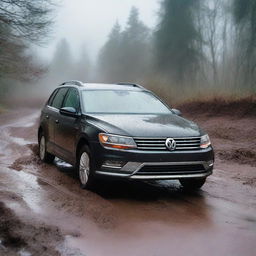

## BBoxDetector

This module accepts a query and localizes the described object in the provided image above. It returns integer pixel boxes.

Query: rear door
[54,88,81,163]
[47,87,69,155]
[41,89,58,154]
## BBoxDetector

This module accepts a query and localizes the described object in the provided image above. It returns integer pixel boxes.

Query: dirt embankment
[179,97,256,117]
[179,98,256,170]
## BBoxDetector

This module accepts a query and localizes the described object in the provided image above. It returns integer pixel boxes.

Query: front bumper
[91,142,214,180]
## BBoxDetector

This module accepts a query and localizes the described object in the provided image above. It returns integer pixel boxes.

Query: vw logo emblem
[165,138,176,151]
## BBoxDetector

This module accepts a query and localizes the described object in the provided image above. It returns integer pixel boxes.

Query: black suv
[38,81,214,189]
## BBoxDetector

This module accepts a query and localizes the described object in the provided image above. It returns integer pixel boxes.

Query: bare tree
[0,0,54,43]
[233,0,256,91]
[0,0,54,86]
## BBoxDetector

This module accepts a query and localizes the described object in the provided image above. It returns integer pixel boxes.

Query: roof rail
[117,82,145,89]
[60,80,84,87]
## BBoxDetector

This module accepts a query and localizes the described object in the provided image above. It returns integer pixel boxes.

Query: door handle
[46,115,49,119]
[55,119,59,124]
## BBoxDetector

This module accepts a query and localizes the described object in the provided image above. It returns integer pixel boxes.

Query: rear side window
[63,88,80,111]
[51,88,69,109]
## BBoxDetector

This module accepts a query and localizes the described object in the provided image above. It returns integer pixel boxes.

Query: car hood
[85,113,202,137]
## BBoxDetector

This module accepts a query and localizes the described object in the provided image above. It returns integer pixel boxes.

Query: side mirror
[60,107,79,118]
[172,108,182,116]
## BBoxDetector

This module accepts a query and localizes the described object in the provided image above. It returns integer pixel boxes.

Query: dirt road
[0,108,256,256]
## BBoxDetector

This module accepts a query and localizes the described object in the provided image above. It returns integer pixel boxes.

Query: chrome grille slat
[134,137,201,140]
[136,143,167,146]
[175,143,200,146]
[135,140,166,143]
[134,137,201,151]
[175,140,200,142]
[176,147,199,150]
[137,147,167,150]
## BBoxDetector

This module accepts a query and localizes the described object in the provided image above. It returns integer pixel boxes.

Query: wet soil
[0,107,256,256]
[0,201,63,256]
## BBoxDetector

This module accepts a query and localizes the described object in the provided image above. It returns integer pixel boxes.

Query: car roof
[58,81,147,91]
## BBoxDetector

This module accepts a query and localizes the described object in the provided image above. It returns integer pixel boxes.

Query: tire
[39,133,55,163]
[77,145,95,189]
[179,177,206,190]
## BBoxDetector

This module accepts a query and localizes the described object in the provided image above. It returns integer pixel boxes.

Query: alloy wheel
[79,152,90,186]
[39,136,46,160]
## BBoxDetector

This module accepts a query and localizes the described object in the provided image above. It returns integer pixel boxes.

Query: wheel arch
[76,137,90,161]
[38,126,43,143]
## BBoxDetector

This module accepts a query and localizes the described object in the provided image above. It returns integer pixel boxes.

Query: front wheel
[77,145,95,189]
[39,133,55,163]
[179,177,206,190]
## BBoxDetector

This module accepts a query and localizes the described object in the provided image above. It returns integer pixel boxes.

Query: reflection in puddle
[10,136,31,146]
[55,158,73,169]
[19,249,32,256]
[0,239,6,250]
[16,171,42,213]
[9,113,38,128]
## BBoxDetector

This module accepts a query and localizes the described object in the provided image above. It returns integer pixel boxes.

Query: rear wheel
[77,145,95,189]
[179,178,206,190]
[39,133,55,163]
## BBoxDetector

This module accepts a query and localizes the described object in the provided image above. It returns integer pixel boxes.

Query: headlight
[98,133,137,150]
[200,134,211,149]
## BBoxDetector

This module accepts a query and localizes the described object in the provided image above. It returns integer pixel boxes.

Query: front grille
[136,164,205,175]
[134,137,201,151]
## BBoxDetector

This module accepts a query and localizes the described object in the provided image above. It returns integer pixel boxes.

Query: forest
[0,1,256,255]
[0,0,256,104]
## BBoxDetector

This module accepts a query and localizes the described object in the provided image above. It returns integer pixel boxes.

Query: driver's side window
[63,88,80,111]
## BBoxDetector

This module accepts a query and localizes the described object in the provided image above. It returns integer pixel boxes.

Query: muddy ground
[0,104,256,256]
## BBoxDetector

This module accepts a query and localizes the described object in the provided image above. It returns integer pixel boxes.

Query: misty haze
[0,0,256,256]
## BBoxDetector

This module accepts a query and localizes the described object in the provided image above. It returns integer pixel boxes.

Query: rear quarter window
[47,89,58,106]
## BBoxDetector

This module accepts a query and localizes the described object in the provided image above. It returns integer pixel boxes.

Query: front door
[54,88,81,163]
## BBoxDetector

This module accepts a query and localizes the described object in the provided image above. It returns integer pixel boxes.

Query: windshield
[82,90,171,114]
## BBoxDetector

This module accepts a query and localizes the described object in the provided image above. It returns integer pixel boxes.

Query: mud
[179,97,256,117]
[0,201,63,256]
[0,107,256,256]
[218,148,256,166]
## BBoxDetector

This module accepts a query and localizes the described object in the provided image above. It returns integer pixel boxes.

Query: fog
[0,0,255,107]
[37,0,158,61]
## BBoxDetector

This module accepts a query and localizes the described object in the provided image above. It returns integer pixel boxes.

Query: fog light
[207,160,214,167]
[102,160,126,169]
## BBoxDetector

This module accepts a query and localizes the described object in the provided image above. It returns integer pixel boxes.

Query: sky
[36,0,159,62]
